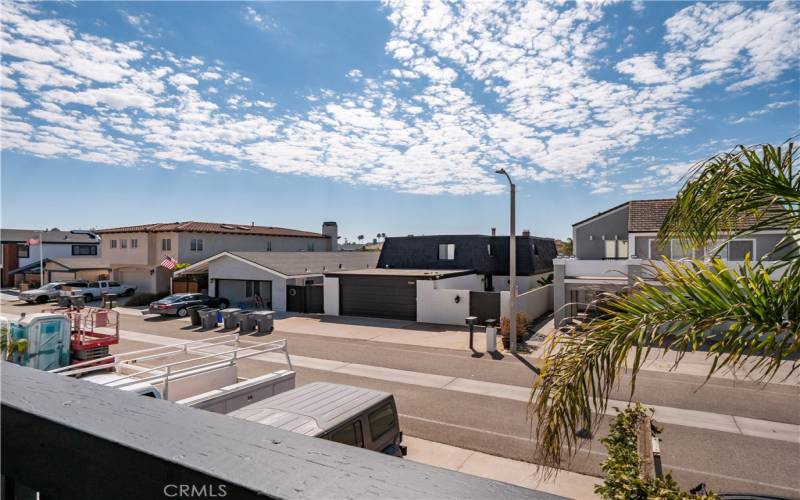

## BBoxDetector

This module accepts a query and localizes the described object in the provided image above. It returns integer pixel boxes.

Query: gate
[469,291,501,325]
[286,285,324,314]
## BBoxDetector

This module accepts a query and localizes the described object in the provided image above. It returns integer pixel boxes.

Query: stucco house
[174,251,379,313]
[1,229,100,286]
[324,234,557,325]
[95,221,339,294]
[553,199,797,326]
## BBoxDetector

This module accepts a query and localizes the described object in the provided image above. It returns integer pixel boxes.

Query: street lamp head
[494,168,506,174]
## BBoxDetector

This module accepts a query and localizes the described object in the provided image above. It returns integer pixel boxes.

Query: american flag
[27,236,40,245]
[160,255,178,270]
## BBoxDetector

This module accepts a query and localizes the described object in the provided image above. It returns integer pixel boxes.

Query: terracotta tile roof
[96,221,327,238]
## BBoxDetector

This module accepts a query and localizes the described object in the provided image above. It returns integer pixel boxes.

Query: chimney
[522,229,530,237]
[322,222,338,251]
[491,227,496,236]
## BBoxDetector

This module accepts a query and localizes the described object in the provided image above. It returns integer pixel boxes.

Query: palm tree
[531,142,800,470]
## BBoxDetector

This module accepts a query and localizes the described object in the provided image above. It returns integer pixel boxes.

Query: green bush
[125,291,169,307]
[596,403,718,500]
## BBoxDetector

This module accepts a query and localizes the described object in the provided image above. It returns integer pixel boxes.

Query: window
[108,281,120,287]
[190,238,203,251]
[604,240,616,259]
[728,240,754,261]
[438,243,455,260]
[110,239,117,249]
[266,240,272,252]
[161,238,171,251]
[368,404,396,441]
[120,239,128,249]
[131,239,138,249]
[671,240,691,260]
[17,244,29,258]
[330,421,364,448]
[72,245,97,256]
[618,240,629,258]
[648,239,671,259]
[245,280,253,297]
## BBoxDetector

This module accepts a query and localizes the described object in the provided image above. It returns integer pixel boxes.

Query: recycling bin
[199,308,220,329]
[252,310,275,335]
[70,295,85,308]
[485,319,497,353]
[57,294,71,307]
[188,305,208,327]
[220,308,242,329]
[236,310,255,333]
[102,293,118,309]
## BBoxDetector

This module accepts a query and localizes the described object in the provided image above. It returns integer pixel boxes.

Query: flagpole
[39,229,44,285]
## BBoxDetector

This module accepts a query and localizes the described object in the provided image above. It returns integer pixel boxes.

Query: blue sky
[1,1,798,242]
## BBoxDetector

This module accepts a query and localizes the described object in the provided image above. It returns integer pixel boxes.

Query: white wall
[323,277,339,316]
[515,284,553,320]
[207,256,289,311]
[432,273,484,290]
[19,243,76,267]
[491,272,551,293]
[416,280,470,325]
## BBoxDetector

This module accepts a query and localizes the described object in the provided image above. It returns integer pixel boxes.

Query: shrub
[125,291,169,307]
[500,312,529,338]
[596,403,718,500]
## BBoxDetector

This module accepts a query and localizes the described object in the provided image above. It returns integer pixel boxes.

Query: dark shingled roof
[1,229,99,244]
[96,221,327,239]
[628,199,675,232]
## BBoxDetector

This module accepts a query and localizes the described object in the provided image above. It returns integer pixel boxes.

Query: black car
[147,293,230,317]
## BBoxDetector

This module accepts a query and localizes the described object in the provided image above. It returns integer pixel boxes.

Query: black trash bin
[188,305,209,327]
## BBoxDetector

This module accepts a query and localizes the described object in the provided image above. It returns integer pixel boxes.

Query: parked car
[19,280,88,304]
[228,382,407,457]
[67,280,137,302]
[147,293,230,317]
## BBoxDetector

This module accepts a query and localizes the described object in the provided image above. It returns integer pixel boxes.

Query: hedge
[596,403,718,500]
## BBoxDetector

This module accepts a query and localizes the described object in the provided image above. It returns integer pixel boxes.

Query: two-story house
[553,199,797,326]
[1,229,101,286]
[96,221,338,294]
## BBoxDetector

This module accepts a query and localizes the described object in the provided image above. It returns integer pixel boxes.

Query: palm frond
[658,142,800,258]
[531,258,800,470]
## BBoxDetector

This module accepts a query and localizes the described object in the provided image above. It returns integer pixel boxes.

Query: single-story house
[173,251,379,313]
[9,257,110,285]
[324,234,557,325]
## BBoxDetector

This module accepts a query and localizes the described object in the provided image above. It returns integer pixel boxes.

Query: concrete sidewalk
[405,436,601,499]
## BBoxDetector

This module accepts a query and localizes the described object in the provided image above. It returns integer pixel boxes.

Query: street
[3,298,799,498]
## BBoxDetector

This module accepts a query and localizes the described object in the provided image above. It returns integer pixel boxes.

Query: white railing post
[163,366,171,400]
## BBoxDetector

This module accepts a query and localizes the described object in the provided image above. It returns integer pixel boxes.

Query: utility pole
[495,169,517,353]
[39,229,44,286]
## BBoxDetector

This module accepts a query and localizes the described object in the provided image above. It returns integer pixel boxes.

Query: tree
[561,237,573,256]
[531,142,800,470]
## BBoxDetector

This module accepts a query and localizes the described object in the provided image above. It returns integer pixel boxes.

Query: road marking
[2,310,797,446]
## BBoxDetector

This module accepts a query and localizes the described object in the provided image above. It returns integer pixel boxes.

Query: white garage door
[119,269,152,294]
[49,271,76,283]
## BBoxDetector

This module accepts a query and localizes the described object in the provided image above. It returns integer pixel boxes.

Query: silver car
[147,293,230,317]
[19,281,88,304]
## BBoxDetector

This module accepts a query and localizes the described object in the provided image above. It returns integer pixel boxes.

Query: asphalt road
[4,299,799,497]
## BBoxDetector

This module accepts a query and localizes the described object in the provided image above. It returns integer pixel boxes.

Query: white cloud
[1,1,797,197]
[244,7,277,31]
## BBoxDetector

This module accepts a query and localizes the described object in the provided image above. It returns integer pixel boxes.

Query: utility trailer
[51,334,296,413]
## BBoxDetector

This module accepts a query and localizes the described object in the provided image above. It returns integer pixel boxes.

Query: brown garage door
[339,276,416,321]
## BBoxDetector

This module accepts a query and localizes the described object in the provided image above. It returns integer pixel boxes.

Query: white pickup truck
[66,280,137,302]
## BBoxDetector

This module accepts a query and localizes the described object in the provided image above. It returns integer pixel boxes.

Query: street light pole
[495,169,517,353]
